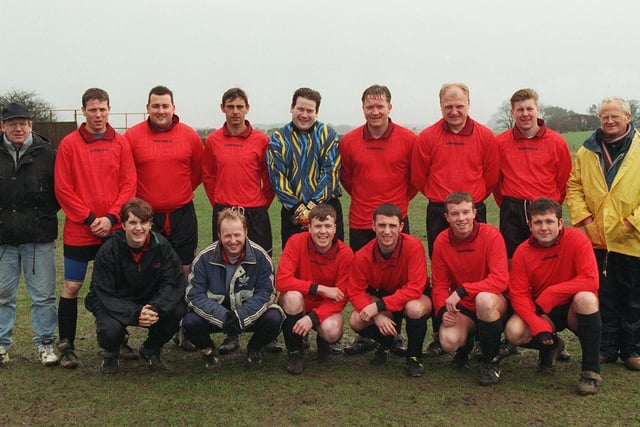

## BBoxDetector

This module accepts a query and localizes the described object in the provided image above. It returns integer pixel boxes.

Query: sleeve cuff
[106,214,117,226]
[455,286,468,298]
[309,284,319,295]
[375,299,386,313]
[85,213,97,226]
[308,312,320,329]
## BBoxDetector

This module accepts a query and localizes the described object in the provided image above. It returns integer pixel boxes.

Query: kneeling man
[431,192,509,385]
[183,208,283,370]
[277,205,353,374]
[349,203,432,377]
[85,198,184,374]
[505,198,602,395]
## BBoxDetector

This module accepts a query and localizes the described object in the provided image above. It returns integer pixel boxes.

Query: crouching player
[277,205,353,374]
[431,192,509,385]
[349,203,432,377]
[183,208,283,370]
[85,199,184,373]
[505,198,602,395]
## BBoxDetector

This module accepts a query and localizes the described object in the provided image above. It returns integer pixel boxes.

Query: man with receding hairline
[411,82,499,357]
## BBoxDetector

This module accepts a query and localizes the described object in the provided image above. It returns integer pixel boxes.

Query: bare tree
[0,89,56,122]
[489,100,514,131]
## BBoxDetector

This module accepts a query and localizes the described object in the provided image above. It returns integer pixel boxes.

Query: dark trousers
[182,308,283,352]
[213,204,273,256]
[280,198,344,249]
[93,303,180,354]
[499,197,532,258]
[596,250,640,360]
[426,200,486,258]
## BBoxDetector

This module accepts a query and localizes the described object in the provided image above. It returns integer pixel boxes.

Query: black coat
[0,132,58,245]
[85,229,184,325]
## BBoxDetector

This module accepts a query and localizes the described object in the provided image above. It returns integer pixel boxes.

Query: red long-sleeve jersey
[276,232,353,323]
[494,119,571,206]
[125,117,203,212]
[349,233,428,313]
[431,222,508,318]
[509,227,599,336]
[54,123,137,247]
[340,121,418,229]
[202,121,274,208]
[411,118,499,203]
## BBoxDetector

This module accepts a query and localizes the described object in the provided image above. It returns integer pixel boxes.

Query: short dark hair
[373,203,402,223]
[148,85,174,104]
[526,198,562,221]
[309,204,337,223]
[291,88,321,112]
[510,88,539,108]
[221,88,249,106]
[362,85,391,104]
[82,88,110,108]
[444,191,475,212]
[120,198,153,223]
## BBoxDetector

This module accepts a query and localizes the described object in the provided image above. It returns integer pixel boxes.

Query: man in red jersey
[505,198,602,395]
[125,85,203,278]
[431,192,509,385]
[277,205,353,374]
[202,88,277,355]
[495,88,572,259]
[340,84,416,356]
[349,203,432,377]
[54,88,137,368]
[411,82,499,357]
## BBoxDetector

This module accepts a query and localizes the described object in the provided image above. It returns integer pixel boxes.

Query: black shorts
[349,217,409,253]
[63,243,102,262]
[499,197,532,258]
[547,303,571,333]
[153,201,198,266]
[213,204,273,256]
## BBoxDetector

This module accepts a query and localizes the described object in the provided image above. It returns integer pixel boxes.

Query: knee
[404,296,431,319]
[475,292,501,320]
[96,318,125,350]
[349,310,366,331]
[181,311,206,332]
[261,308,284,329]
[504,316,530,345]
[573,291,599,314]
[439,329,460,353]
[63,281,83,298]
[279,291,304,314]
[319,315,343,343]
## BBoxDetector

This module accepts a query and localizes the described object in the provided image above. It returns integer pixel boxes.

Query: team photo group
[2,81,639,398]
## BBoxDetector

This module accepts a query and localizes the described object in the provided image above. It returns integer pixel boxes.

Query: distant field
[564,131,591,152]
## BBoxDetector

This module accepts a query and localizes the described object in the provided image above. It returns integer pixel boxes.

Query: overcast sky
[2,0,638,129]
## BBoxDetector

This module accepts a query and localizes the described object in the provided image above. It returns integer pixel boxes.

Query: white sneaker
[0,346,9,366]
[37,341,59,366]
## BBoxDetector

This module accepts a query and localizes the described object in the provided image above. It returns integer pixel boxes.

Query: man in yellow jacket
[567,97,640,371]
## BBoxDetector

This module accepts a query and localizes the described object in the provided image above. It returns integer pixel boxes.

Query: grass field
[4,134,639,426]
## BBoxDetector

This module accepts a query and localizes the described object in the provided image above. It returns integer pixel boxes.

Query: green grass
[564,131,591,152]
[3,182,638,426]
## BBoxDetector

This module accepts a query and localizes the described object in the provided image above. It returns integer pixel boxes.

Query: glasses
[3,120,31,128]
[600,115,626,122]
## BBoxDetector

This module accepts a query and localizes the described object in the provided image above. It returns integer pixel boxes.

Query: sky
[2,0,639,130]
